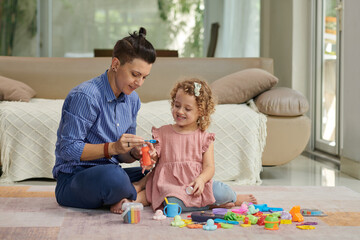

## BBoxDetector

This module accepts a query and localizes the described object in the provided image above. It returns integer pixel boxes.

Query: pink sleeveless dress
[145,125,216,211]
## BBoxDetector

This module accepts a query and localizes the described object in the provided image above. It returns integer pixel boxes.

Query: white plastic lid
[121,202,144,211]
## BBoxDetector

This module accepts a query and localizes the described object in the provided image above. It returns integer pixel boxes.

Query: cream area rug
[0,185,359,240]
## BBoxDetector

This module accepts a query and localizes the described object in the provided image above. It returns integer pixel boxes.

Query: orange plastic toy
[141,144,151,166]
[289,206,304,222]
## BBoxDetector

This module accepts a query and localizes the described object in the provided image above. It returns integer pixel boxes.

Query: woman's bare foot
[235,194,257,206]
[110,198,130,214]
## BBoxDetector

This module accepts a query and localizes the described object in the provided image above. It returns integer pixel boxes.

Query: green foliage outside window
[157,0,204,57]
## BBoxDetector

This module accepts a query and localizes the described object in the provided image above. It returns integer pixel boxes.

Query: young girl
[145,78,257,212]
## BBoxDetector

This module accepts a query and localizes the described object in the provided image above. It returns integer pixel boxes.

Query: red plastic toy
[141,144,152,166]
[257,215,267,226]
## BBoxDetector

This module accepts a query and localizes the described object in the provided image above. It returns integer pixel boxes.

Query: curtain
[204,0,260,57]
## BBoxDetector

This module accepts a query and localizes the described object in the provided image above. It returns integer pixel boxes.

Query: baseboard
[302,150,340,169]
[340,156,360,180]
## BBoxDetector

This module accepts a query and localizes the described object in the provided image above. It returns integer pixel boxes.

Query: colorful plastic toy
[121,202,144,224]
[264,215,280,230]
[247,204,259,215]
[212,208,229,215]
[153,209,167,220]
[241,223,251,227]
[187,224,203,229]
[214,218,239,225]
[171,215,185,227]
[164,203,182,217]
[141,144,152,166]
[144,139,157,143]
[246,214,258,225]
[289,206,304,222]
[231,203,248,214]
[297,225,316,230]
[203,219,217,231]
[253,204,283,212]
[253,211,263,217]
[281,219,292,224]
[185,186,194,195]
[243,217,250,224]
[191,211,224,222]
[179,219,193,228]
[220,223,233,229]
[280,211,292,220]
[270,211,282,218]
[257,215,267,226]
[296,222,318,226]
[223,212,243,221]
[301,208,327,217]
[214,223,222,228]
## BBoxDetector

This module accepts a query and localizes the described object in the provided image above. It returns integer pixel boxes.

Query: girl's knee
[212,181,237,205]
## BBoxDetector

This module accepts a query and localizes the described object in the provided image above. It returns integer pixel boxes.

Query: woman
[52,27,156,214]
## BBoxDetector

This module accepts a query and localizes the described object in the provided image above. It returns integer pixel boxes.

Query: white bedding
[0,99,266,184]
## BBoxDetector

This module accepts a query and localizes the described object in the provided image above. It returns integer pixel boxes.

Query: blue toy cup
[163,203,182,218]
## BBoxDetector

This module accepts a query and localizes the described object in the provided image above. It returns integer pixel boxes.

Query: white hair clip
[194,82,201,97]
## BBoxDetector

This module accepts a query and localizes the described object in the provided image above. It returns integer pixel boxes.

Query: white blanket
[0,99,266,184]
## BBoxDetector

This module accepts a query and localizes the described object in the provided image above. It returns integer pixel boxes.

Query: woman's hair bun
[139,27,147,37]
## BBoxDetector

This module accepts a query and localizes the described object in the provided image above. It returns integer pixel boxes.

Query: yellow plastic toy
[297,225,315,230]
[280,219,292,224]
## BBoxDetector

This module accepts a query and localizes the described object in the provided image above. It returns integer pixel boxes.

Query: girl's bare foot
[209,202,235,209]
[235,194,257,206]
[133,182,142,193]
[135,190,149,206]
[133,174,150,193]
[110,198,130,214]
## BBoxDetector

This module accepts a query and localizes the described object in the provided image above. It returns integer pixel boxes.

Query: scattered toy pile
[158,202,325,231]
[122,201,325,231]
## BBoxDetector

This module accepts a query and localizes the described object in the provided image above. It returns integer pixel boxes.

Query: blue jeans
[55,165,145,209]
[166,180,237,212]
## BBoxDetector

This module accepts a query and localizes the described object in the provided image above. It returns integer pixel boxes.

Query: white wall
[340,0,360,178]
[261,0,294,89]
[261,0,312,100]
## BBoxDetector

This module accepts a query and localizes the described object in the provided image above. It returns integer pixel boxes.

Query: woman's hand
[190,176,205,197]
[112,133,144,155]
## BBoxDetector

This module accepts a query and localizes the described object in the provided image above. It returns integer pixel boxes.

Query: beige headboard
[0,56,273,102]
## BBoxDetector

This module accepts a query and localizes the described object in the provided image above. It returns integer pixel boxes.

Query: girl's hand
[190,176,205,197]
[140,142,157,174]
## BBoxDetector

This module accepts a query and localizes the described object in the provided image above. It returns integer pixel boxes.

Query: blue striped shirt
[52,70,141,178]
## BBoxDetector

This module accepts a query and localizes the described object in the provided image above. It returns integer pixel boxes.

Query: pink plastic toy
[231,203,248,214]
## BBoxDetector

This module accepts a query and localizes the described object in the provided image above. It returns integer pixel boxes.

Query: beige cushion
[255,87,309,116]
[210,68,278,104]
[0,75,36,102]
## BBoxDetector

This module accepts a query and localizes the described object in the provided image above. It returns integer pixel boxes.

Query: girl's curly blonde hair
[170,78,216,131]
